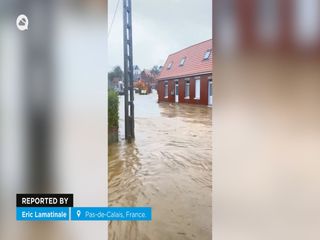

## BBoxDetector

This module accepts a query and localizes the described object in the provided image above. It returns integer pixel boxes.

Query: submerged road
[108,91,212,240]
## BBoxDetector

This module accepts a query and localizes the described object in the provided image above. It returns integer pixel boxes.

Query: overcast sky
[107,0,212,72]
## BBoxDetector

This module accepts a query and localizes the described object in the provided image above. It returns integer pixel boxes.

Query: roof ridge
[168,39,212,56]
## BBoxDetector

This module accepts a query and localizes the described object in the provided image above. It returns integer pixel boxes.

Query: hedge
[108,90,119,143]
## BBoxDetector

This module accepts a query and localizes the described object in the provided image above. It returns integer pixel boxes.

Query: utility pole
[23,0,54,192]
[123,0,135,140]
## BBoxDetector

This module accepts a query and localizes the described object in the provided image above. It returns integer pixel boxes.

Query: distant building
[141,69,158,92]
[157,39,213,106]
[109,76,120,89]
[109,76,124,94]
[133,65,141,81]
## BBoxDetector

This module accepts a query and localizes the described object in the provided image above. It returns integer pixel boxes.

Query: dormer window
[167,62,173,70]
[203,49,212,60]
[179,57,186,66]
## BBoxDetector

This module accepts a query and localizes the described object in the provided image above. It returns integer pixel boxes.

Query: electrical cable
[108,0,121,39]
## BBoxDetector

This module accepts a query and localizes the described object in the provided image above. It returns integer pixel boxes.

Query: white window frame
[203,50,211,60]
[179,57,186,66]
[184,79,190,99]
[194,78,201,100]
[164,81,168,98]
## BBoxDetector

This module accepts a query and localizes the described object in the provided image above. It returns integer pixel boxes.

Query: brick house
[216,0,320,54]
[157,39,213,106]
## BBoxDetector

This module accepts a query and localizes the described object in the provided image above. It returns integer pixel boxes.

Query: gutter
[156,71,212,81]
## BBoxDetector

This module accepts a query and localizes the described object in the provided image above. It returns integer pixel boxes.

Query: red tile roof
[157,39,212,80]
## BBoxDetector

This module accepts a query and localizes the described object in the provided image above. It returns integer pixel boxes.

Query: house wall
[157,74,212,105]
[218,0,320,54]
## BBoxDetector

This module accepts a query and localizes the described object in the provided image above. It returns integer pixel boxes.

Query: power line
[108,0,121,39]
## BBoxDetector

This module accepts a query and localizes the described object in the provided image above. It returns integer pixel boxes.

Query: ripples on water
[108,92,212,240]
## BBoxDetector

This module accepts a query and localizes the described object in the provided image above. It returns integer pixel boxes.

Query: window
[256,0,279,44]
[164,81,168,98]
[167,62,173,70]
[294,0,319,47]
[195,78,200,99]
[209,81,212,97]
[217,0,238,53]
[203,49,211,60]
[179,57,186,66]
[184,79,190,99]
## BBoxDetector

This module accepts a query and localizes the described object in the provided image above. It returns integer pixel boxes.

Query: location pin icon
[76,210,81,218]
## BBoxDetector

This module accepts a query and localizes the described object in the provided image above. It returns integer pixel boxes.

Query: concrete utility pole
[23,0,54,192]
[123,0,135,140]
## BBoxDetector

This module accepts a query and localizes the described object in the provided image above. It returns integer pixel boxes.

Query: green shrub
[108,90,119,144]
[108,89,119,130]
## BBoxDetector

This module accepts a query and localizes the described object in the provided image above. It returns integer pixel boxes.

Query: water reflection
[108,92,212,240]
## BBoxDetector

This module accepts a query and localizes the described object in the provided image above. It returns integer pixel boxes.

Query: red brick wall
[229,0,320,54]
[157,74,212,105]
[157,80,163,102]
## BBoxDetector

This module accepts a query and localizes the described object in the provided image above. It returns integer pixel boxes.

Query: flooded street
[108,91,212,240]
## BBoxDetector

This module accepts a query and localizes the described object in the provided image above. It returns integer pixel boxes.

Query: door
[175,82,179,103]
[208,80,213,105]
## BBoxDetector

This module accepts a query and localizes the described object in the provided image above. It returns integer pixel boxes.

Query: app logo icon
[16,14,29,31]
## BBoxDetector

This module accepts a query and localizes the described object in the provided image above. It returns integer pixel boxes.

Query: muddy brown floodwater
[108,91,212,240]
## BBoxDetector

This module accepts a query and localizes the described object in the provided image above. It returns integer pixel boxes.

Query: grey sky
[107,0,212,72]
